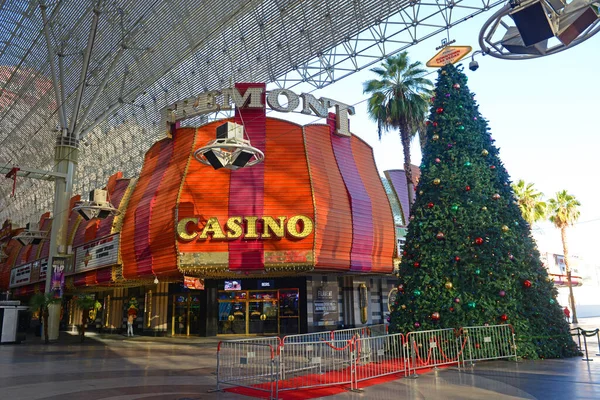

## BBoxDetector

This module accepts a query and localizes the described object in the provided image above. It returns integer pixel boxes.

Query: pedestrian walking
[563,306,571,323]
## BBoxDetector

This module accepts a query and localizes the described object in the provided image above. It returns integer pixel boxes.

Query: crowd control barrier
[216,341,278,399]
[278,339,356,393]
[406,328,464,376]
[215,323,521,397]
[461,324,517,366]
[353,333,406,389]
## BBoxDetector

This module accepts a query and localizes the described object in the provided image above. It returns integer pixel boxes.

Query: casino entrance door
[171,293,202,336]
[218,289,300,335]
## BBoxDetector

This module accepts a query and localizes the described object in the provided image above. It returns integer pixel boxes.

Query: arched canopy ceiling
[0,0,503,225]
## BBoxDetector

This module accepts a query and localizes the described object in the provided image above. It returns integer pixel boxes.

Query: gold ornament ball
[419,190,424,195]
[501,225,509,232]
[481,149,489,156]
[441,70,448,75]
[445,282,453,289]
[432,134,440,141]
[401,304,406,310]
[492,193,501,200]
[482,206,488,211]
[433,178,441,185]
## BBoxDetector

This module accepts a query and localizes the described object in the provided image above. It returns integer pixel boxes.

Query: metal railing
[216,341,278,399]
[461,324,517,366]
[278,339,356,393]
[570,327,600,361]
[353,332,406,389]
[215,323,522,396]
[406,328,464,376]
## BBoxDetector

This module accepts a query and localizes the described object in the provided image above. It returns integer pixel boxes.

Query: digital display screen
[224,280,242,291]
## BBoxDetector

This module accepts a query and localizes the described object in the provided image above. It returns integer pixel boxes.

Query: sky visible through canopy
[283,14,600,266]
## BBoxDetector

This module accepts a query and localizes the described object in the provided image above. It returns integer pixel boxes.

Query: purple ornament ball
[499,290,506,297]
[414,322,421,328]
[447,143,453,149]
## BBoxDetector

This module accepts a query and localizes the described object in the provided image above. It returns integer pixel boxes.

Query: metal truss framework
[0,0,504,226]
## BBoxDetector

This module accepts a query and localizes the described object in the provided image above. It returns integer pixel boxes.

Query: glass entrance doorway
[172,294,202,336]
[218,289,299,335]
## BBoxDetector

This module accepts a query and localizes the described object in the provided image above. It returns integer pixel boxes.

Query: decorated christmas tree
[389,63,578,359]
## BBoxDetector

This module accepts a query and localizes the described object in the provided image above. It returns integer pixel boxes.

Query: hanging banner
[51,257,67,298]
[183,276,205,290]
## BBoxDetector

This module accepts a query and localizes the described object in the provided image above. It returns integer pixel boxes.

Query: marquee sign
[177,215,314,242]
[161,86,355,138]
[9,263,31,288]
[74,234,120,273]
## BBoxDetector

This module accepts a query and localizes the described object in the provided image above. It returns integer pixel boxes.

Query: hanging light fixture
[73,189,121,221]
[194,122,264,170]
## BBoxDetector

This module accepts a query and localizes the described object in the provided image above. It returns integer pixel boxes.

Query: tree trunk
[399,125,414,207]
[42,309,49,345]
[561,227,578,323]
[80,309,89,343]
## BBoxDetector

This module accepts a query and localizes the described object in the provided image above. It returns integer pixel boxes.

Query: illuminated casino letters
[162,86,355,137]
[176,215,313,241]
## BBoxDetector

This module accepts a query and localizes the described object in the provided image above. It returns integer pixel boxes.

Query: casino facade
[0,84,415,337]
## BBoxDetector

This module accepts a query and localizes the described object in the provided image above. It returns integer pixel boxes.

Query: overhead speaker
[204,149,225,170]
[510,1,556,46]
[557,0,600,45]
[501,26,548,54]
[231,150,254,168]
[216,122,244,140]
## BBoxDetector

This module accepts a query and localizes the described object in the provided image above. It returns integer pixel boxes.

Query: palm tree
[548,190,581,323]
[512,180,547,225]
[29,292,62,344]
[363,52,433,204]
[73,295,102,342]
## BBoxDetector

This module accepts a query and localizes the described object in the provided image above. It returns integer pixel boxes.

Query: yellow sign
[177,215,314,241]
[426,46,472,68]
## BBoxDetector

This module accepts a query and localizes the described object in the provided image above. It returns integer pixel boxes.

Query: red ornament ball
[413,261,421,268]
[431,312,441,321]
[435,158,441,163]
[433,121,439,127]
[449,307,455,312]
[436,107,444,114]
[436,232,445,240]
[453,83,461,89]
[523,280,532,288]
[454,297,461,303]
[499,290,506,297]
[403,250,408,256]
[490,165,496,170]
[425,121,431,126]
[475,237,484,245]
[454,256,461,262]
[500,314,508,321]
[465,186,471,191]
[427,202,434,209]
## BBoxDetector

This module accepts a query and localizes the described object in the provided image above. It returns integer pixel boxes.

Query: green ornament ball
[458,125,465,131]
[414,289,422,296]
[467,301,476,309]
[464,161,471,167]
[475,269,481,275]
[550,299,555,304]
[451,204,459,212]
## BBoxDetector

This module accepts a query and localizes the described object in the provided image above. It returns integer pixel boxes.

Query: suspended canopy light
[193,122,264,171]
[13,223,48,246]
[73,189,121,221]
[479,0,600,60]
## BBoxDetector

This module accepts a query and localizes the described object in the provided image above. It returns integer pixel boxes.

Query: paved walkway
[0,318,598,400]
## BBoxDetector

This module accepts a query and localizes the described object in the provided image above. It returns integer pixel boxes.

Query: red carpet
[223,362,454,399]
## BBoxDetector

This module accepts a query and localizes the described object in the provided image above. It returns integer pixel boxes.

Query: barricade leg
[596,330,600,356]
[408,338,418,378]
